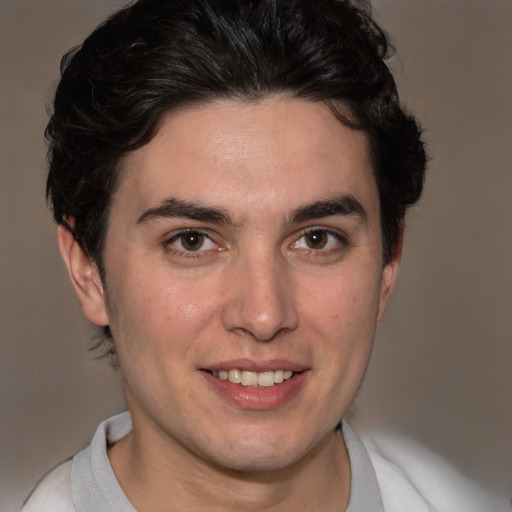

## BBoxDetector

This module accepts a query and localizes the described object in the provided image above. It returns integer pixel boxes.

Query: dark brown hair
[46,0,427,349]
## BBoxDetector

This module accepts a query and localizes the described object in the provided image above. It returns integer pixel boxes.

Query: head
[48,0,426,472]
[47,0,425,272]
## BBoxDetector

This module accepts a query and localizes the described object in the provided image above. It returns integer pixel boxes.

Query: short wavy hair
[46,0,427,352]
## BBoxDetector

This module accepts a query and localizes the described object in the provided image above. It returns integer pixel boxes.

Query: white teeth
[213,369,296,387]
[257,371,275,387]
[274,370,284,384]
[241,371,258,386]
[228,369,242,383]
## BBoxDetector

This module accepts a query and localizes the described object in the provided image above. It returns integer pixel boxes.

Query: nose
[221,252,299,341]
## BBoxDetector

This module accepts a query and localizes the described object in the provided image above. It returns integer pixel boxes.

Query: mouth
[206,369,297,388]
[201,363,309,409]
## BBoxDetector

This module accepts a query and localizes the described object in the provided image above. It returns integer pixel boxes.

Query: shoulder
[21,459,74,512]
[362,429,511,512]
[21,412,133,512]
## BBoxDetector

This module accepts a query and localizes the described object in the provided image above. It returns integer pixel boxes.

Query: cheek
[304,271,381,338]
[106,267,222,360]
[301,267,382,390]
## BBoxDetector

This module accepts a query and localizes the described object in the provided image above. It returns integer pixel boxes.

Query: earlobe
[376,229,403,324]
[57,223,110,327]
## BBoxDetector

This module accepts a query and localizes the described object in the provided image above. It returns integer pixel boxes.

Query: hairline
[84,95,386,278]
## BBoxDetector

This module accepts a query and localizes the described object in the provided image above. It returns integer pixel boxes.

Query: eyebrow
[289,194,367,224]
[136,194,367,227]
[136,198,234,226]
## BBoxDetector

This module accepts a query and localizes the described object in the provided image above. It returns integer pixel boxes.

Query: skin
[59,98,400,511]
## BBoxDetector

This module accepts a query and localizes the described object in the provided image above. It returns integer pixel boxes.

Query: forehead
[116,98,377,221]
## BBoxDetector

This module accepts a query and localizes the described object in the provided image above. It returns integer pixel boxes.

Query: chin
[208,448,300,474]
[196,427,316,474]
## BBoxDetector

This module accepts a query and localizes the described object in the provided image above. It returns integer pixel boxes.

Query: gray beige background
[1,0,511,510]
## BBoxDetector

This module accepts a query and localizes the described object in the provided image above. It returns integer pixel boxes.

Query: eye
[303,230,331,249]
[167,230,217,253]
[291,228,344,251]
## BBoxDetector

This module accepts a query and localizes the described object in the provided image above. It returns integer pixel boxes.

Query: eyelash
[165,229,221,259]
[291,227,349,255]
[163,226,349,260]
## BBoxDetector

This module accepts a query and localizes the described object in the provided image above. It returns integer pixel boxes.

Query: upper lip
[202,358,308,373]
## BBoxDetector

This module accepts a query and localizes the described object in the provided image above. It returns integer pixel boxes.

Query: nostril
[230,325,294,342]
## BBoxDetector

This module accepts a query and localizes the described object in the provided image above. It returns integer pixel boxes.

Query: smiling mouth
[207,369,297,388]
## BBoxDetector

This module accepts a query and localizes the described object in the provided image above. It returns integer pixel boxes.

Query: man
[22,1,507,511]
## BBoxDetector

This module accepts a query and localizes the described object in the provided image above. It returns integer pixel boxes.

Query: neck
[108,417,351,512]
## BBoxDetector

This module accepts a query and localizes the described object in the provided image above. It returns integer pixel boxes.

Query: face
[67,98,399,472]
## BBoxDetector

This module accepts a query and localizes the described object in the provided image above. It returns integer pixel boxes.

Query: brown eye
[168,230,216,253]
[180,232,205,251]
[290,228,343,253]
[304,230,329,249]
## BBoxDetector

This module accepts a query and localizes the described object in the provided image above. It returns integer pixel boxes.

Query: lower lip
[202,371,309,410]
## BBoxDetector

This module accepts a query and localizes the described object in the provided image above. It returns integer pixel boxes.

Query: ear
[57,223,110,327]
[376,227,403,324]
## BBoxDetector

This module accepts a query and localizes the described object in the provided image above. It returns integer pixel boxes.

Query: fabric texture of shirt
[22,412,509,512]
